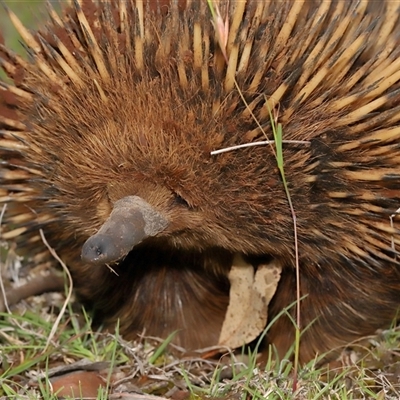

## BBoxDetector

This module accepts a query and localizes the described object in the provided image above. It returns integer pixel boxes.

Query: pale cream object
[218,254,282,348]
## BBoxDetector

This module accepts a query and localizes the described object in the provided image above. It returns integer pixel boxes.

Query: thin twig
[211,140,310,155]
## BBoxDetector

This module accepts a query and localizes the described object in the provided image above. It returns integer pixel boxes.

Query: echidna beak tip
[81,233,119,265]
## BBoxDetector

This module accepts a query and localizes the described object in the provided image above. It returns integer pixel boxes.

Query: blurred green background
[1,1,48,50]
[0,1,60,79]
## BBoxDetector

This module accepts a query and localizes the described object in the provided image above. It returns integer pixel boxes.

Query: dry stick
[39,229,74,352]
[109,393,168,400]
[0,205,60,340]
[0,273,65,313]
[0,206,67,346]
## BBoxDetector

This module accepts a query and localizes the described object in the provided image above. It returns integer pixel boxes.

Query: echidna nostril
[81,234,113,265]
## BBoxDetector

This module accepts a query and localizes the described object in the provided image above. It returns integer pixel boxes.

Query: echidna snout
[82,196,169,265]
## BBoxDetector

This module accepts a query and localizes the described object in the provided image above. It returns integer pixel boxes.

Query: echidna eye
[173,193,191,208]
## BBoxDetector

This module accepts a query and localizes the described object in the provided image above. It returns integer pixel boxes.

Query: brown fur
[1,1,400,363]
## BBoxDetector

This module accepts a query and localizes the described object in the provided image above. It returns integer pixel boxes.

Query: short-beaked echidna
[1,1,400,363]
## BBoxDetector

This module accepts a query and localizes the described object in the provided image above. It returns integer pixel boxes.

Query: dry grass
[0,286,400,399]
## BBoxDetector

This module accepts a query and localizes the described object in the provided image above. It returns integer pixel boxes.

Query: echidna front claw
[81,196,169,265]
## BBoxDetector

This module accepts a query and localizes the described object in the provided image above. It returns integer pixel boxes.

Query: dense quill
[1,0,400,363]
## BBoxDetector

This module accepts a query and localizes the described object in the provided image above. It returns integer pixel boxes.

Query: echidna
[1,0,400,364]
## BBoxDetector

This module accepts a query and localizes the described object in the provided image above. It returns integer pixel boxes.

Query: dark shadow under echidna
[1,0,400,363]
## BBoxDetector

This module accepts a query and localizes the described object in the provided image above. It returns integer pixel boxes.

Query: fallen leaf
[34,359,110,380]
[50,370,107,398]
[218,254,282,348]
